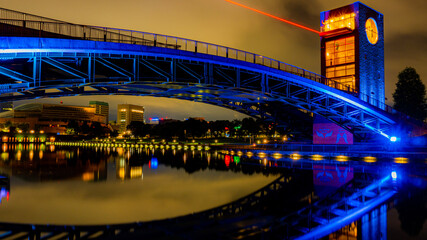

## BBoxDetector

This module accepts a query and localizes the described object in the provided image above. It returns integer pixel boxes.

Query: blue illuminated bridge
[0,7,423,240]
[0,8,414,141]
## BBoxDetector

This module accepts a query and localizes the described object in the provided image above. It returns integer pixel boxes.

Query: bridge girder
[0,42,397,139]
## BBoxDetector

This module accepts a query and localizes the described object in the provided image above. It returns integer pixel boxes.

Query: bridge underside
[0,37,397,140]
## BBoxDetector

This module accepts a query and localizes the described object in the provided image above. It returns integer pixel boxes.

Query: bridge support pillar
[88,55,95,82]
[133,57,139,81]
[313,115,353,144]
[33,55,41,87]
[204,63,213,84]
[171,59,176,82]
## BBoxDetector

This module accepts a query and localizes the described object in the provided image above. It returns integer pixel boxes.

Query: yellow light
[119,168,125,179]
[258,152,266,158]
[120,109,127,112]
[247,152,254,157]
[394,157,409,164]
[291,153,300,160]
[363,156,377,163]
[131,109,144,113]
[82,172,95,181]
[17,130,23,133]
[130,166,143,178]
[272,153,282,160]
[30,130,35,134]
[262,158,268,166]
[336,155,348,162]
[237,151,243,156]
[263,139,268,144]
[311,154,323,161]
[40,130,44,134]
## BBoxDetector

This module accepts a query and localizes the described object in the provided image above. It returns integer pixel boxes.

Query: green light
[233,156,240,164]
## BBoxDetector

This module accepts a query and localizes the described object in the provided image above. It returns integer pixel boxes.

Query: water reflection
[1,143,427,239]
[0,174,9,204]
[0,144,280,224]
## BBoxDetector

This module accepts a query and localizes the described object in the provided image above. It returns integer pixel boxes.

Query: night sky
[3,0,427,121]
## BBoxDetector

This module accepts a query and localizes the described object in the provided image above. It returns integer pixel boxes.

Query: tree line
[126,117,284,140]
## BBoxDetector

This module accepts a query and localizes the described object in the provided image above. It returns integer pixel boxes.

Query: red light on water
[6,192,8,201]
[225,0,320,35]
[224,155,231,167]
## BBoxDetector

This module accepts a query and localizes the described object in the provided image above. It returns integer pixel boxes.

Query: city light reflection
[394,157,409,164]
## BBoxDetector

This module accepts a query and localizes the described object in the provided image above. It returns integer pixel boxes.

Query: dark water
[0,143,279,224]
[0,143,427,240]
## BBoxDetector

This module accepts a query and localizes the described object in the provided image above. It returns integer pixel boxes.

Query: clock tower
[320,2,384,107]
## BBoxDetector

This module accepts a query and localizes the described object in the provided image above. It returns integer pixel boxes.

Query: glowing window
[325,37,355,67]
[321,13,355,32]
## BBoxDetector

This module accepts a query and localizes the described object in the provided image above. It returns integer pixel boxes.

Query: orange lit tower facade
[320,2,384,107]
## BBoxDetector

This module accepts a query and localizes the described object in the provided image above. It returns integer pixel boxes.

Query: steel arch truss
[0,50,396,139]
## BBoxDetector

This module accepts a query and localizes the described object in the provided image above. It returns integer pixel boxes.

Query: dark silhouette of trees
[395,184,427,236]
[127,121,151,138]
[241,117,259,136]
[393,67,427,121]
[119,117,287,140]
[209,120,231,137]
[67,120,80,135]
[183,118,208,138]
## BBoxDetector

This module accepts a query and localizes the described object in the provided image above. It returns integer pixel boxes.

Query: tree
[127,121,151,138]
[393,67,427,121]
[67,120,80,135]
[241,117,259,136]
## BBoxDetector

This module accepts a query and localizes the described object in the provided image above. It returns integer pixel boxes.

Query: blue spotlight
[391,171,397,180]
[390,136,397,142]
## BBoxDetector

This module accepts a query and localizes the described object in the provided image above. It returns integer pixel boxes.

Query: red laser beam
[225,0,321,35]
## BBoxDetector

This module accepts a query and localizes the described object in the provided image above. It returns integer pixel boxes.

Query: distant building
[0,93,13,113]
[159,118,180,125]
[89,101,109,124]
[0,103,106,134]
[117,104,144,133]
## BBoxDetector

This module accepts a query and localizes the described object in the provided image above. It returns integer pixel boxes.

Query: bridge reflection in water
[0,144,424,239]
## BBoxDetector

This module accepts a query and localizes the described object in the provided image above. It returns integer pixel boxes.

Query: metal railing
[0,8,399,117]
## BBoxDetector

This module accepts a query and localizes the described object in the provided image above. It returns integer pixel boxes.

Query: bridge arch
[0,36,397,139]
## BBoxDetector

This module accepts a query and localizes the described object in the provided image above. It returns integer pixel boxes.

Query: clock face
[365,18,378,44]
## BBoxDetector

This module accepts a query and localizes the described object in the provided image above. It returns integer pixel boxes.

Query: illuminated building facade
[0,103,106,134]
[0,94,13,113]
[117,104,144,133]
[320,2,384,106]
[89,101,109,124]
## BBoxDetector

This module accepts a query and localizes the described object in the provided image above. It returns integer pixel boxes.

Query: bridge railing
[0,8,398,116]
